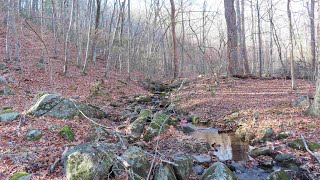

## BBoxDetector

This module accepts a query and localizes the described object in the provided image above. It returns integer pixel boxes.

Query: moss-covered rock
[288,139,320,151]
[191,115,200,125]
[25,129,42,141]
[9,172,31,180]
[172,154,193,180]
[277,132,289,140]
[26,94,107,119]
[144,112,169,141]
[275,154,295,163]
[112,146,150,179]
[127,109,152,142]
[64,142,115,180]
[267,170,290,180]
[249,146,273,157]
[202,162,237,180]
[2,106,13,113]
[58,125,75,142]
[154,163,177,180]
[135,95,152,103]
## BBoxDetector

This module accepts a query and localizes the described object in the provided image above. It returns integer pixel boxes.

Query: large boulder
[154,163,177,180]
[127,109,152,141]
[202,162,237,180]
[63,143,115,180]
[112,146,151,179]
[249,146,273,157]
[144,112,169,141]
[171,154,193,180]
[26,94,107,119]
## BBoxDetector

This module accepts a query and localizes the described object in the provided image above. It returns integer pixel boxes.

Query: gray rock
[113,146,150,179]
[25,129,42,141]
[172,154,193,180]
[275,154,295,163]
[0,112,19,122]
[0,88,14,95]
[202,162,237,180]
[63,142,115,180]
[262,127,274,139]
[290,95,310,108]
[192,154,212,164]
[26,94,107,119]
[267,170,290,180]
[192,165,204,175]
[0,76,8,85]
[154,163,177,180]
[0,63,6,70]
[249,146,273,157]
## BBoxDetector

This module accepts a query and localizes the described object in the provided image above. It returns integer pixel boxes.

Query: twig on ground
[301,135,320,163]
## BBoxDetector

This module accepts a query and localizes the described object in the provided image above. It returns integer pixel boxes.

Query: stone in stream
[25,129,42,141]
[25,94,107,119]
[249,146,273,157]
[267,170,290,180]
[275,154,295,163]
[192,154,212,164]
[202,162,237,180]
[143,112,169,141]
[127,109,152,141]
[154,163,177,180]
[192,165,204,175]
[0,112,19,122]
[112,146,150,179]
[171,154,193,180]
[63,142,115,180]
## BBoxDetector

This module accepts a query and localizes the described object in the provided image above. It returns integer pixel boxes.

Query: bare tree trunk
[76,0,81,67]
[309,0,320,116]
[250,0,256,74]
[11,0,20,62]
[170,0,179,79]
[92,0,101,64]
[287,0,297,89]
[83,0,94,74]
[5,0,11,62]
[269,0,274,76]
[257,0,263,77]
[241,0,249,74]
[51,0,57,58]
[127,0,131,74]
[63,0,74,75]
[224,0,239,76]
[308,0,316,80]
[179,0,185,77]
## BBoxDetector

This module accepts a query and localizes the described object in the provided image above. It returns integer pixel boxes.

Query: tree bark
[287,0,297,89]
[170,0,179,79]
[224,0,239,76]
[308,0,316,80]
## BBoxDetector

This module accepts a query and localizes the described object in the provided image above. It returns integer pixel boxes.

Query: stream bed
[189,124,275,180]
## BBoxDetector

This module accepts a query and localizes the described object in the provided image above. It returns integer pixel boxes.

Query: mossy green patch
[139,109,152,119]
[268,170,290,180]
[191,116,200,125]
[288,139,320,151]
[1,106,13,113]
[9,172,30,180]
[277,132,289,140]
[59,125,75,142]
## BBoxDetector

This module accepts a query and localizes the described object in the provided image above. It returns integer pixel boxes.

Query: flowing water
[190,125,249,161]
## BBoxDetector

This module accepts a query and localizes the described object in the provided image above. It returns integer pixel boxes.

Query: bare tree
[63,0,75,75]
[170,0,179,79]
[224,0,239,76]
[307,0,316,80]
[287,0,297,89]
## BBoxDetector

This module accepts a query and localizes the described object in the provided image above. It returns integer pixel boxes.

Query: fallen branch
[301,135,320,163]
[70,99,112,130]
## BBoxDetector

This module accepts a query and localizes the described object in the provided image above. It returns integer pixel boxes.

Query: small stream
[189,124,273,180]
